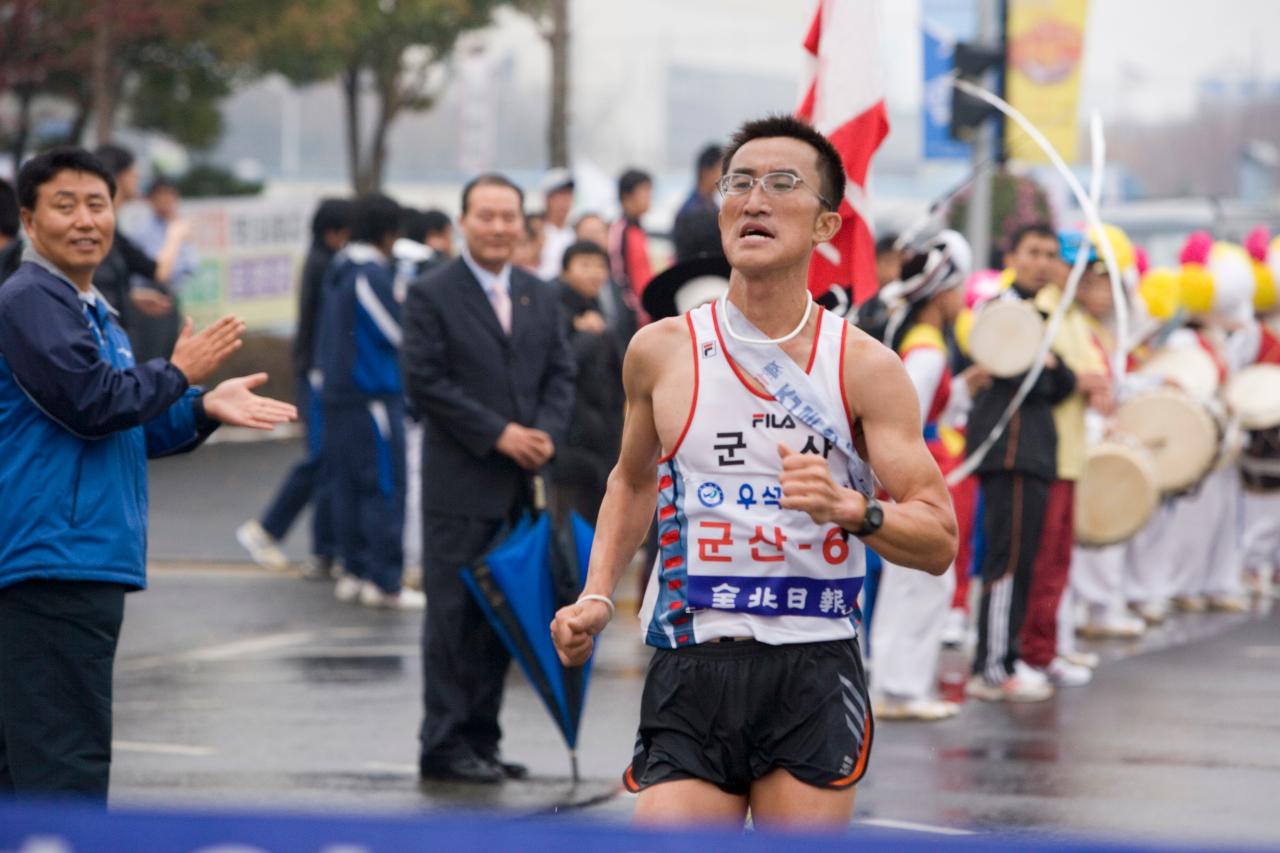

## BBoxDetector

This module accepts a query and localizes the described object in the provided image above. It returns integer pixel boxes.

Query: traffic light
[948,41,1005,141]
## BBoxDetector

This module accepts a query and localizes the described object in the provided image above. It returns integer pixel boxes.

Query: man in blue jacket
[0,147,297,799]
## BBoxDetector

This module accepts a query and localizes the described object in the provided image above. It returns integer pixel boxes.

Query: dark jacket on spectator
[293,241,337,377]
[93,230,163,325]
[0,238,23,286]
[401,256,576,519]
[553,283,624,491]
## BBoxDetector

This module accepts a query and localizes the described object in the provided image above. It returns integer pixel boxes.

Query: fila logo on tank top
[641,300,870,649]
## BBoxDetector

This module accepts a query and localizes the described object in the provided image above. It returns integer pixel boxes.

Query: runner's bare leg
[633,779,749,826]
[747,769,856,829]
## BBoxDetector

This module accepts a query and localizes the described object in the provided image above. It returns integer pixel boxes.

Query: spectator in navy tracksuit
[0,147,296,798]
[238,198,355,577]
[315,194,423,610]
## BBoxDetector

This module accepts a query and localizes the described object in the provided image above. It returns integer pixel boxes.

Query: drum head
[1225,364,1280,430]
[968,299,1044,378]
[1075,440,1159,546]
[1138,346,1221,399]
[1114,389,1219,492]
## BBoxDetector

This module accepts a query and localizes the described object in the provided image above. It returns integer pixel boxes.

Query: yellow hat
[1088,223,1136,272]
[1141,268,1181,320]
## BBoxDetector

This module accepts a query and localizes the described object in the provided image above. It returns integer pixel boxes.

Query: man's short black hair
[1007,221,1057,254]
[350,193,401,246]
[875,233,899,257]
[399,207,426,241]
[561,239,608,272]
[696,144,723,174]
[16,146,117,211]
[721,115,845,211]
[310,197,355,244]
[92,143,136,178]
[618,168,652,202]
[147,176,178,196]
[461,173,524,215]
[420,209,452,237]
[0,178,19,238]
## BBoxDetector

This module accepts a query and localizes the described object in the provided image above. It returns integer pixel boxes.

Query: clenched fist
[550,598,612,667]
[777,442,863,527]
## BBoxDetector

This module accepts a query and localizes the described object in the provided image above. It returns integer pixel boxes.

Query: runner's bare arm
[551,319,682,666]
[778,327,956,575]
[843,331,956,573]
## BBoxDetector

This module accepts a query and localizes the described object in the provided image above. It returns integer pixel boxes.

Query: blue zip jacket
[0,253,219,591]
[314,243,402,405]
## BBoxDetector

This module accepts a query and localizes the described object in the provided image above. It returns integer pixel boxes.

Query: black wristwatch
[854,495,884,537]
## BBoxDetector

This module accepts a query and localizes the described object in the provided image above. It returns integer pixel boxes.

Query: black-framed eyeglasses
[717,171,833,210]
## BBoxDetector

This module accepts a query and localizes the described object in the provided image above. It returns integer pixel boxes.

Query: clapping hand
[170,315,245,385]
[202,373,297,430]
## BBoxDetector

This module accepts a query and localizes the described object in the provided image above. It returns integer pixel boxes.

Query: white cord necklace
[718,291,813,345]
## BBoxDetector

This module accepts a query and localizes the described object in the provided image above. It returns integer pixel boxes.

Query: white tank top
[639,300,867,648]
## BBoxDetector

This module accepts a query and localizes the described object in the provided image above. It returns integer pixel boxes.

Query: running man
[550,116,957,830]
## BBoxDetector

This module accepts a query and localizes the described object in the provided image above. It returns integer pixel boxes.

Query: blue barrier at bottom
[0,800,1253,853]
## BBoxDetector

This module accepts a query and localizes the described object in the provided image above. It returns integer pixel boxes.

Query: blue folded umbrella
[460,509,595,781]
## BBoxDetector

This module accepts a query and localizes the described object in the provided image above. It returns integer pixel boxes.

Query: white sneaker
[940,607,968,648]
[1061,650,1100,669]
[874,696,960,721]
[1079,612,1146,640]
[1172,595,1207,613]
[1131,601,1168,625]
[965,663,1054,703]
[236,520,290,572]
[1046,657,1093,687]
[358,582,426,611]
[334,575,364,603]
[1206,595,1248,613]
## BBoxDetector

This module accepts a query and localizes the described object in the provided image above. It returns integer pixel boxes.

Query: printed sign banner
[1004,0,1090,164]
[124,195,316,332]
[921,0,977,160]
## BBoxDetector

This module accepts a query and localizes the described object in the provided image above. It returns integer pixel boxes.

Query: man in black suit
[402,173,576,784]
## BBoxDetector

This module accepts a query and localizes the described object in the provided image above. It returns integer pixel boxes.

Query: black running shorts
[623,637,874,797]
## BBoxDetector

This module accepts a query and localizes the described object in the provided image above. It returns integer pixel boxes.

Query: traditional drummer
[965,222,1079,703]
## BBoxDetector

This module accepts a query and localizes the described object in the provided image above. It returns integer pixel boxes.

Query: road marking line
[284,645,420,658]
[114,740,215,757]
[363,762,418,774]
[120,631,315,671]
[1244,645,1280,658]
[861,818,975,836]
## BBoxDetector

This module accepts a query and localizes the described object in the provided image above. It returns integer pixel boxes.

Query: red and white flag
[797,0,890,303]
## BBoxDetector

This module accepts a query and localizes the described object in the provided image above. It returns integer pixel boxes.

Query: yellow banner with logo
[1004,0,1089,164]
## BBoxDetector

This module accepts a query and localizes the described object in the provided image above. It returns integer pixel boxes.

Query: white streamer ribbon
[945,79,1119,486]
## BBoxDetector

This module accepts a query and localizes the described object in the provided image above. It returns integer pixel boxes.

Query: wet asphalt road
[129,438,1280,845]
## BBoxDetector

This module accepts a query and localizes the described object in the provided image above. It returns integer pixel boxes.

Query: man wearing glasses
[551,116,956,829]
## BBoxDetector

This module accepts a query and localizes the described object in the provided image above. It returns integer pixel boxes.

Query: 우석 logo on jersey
[697,482,725,507]
[751,412,796,429]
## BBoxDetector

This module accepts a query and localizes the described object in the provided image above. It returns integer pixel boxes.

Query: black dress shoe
[418,754,503,785]
[488,759,528,780]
